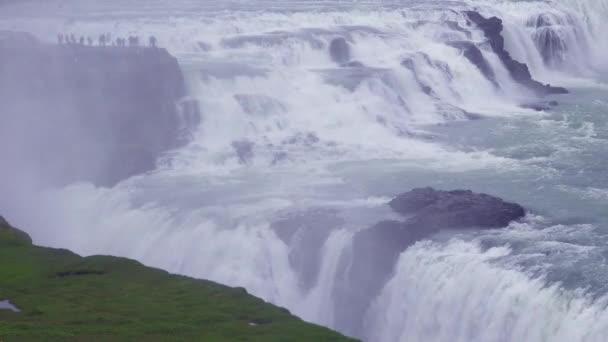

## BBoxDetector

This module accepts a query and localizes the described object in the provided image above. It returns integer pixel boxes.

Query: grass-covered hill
[0,217,357,341]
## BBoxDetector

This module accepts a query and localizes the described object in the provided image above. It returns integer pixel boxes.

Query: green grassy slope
[0,217,357,341]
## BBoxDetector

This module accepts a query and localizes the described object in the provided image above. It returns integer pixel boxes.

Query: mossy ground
[0,219,356,341]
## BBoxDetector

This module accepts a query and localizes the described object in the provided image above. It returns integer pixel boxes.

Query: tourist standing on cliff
[149,36,157,48]
[128,36,140,48]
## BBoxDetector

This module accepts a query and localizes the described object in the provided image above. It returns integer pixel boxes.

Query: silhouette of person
[79,36,85,45]
[134,36,140,47]
[87,36,93,46]
[99,34,106,47]
[58,33,64,45]
[149,36,157,48]
[70,34,76,45]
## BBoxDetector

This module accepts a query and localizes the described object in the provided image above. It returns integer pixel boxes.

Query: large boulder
[389,187,526,229]
[354,188,524,273]
[464,11,568,96]
[0,31,197,187]
[329,37,351,65]
[334,187,525,337]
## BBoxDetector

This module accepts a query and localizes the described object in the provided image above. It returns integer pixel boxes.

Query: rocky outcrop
[0,31,197,187]
[464,11,568,96]
[0,215,32,244]
[527,13,573,68]
[401,52,454,96]
[231,140,255,164]
[520,100,559,111]
[271,209,344,291]
[329,37,351,65]
[334,187,525,337]
[447,40,498,87]
[389,187,525,228]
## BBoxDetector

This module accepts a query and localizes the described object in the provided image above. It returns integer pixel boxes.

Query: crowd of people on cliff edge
[57,33,158,48]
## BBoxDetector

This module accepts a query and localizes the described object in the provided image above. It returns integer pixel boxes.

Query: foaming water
[366,239,608,342]
[297,229,354,326]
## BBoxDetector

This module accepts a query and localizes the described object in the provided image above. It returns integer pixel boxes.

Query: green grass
[0,218,357,341]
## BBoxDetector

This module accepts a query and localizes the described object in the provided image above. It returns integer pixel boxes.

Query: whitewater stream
[1,0,608,341]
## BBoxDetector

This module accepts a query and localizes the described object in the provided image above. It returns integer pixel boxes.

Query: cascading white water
[365,239,608,342]
[2,0,608,341]
[558,0,608,69]
[296,229,354,326]
[475,0,608,76]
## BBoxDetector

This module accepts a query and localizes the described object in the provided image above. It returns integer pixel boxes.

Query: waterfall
[1,0,608,341]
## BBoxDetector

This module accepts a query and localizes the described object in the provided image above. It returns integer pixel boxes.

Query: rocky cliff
[464,11,568,96]
[0,31,196,187]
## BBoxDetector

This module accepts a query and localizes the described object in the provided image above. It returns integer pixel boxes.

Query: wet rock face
[0,31,196,187]
[231,140,255,164]
[335,187,525,337]
[271,209,344,291]
[329,37,351,64]
[448,41,498,87]
[520,100,559,111]
[389,187,526,229]
[528,13,570,67]
[401,52,454,97]
[535,28,568,67]
[464,11,568,96]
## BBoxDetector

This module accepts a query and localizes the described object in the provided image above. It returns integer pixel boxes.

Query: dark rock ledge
[464,11,568,96]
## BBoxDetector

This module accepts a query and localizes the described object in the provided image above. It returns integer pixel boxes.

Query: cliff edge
[0,31,195,186]
[0,216,356,341]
